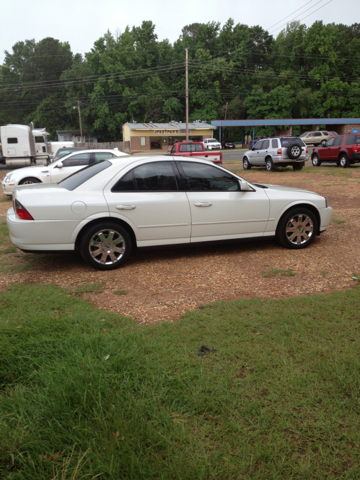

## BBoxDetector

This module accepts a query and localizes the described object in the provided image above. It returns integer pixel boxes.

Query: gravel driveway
[1,164,359,324]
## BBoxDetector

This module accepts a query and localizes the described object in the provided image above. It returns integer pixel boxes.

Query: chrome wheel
[290,146,301,157]
[19,177,41,185]
[312,155,321,167]
[243,158,251,170]
[285,214,314,245]
[339,155,349,168]
[89,228,126,265]
[266,159,274,171]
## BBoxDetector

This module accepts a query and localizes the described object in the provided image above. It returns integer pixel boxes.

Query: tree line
[0,19,359,141]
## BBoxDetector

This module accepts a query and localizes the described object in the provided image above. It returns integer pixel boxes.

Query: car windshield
[59,160,111,190]
[299,132,309,137]
[208,139,217,143]
[57,149,78,158]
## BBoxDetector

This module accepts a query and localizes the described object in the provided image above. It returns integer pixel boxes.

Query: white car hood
[9,165,49,179]
[259,184,321,196]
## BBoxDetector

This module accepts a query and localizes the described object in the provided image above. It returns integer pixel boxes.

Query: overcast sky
[1,0,359,60]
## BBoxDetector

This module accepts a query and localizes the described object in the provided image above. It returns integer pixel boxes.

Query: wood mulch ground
[1,164,359,324]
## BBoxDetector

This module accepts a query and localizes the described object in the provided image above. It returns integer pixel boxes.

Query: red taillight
[277,148,282,155]
[306,148,308,154]
[14,199,34,220]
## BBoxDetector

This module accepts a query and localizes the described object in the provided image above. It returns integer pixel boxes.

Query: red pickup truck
[168,142,222,164]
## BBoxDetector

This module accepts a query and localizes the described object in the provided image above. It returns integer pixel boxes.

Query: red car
[311,133,360,168]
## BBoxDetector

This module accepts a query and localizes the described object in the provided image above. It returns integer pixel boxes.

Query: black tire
[276,208,318,250]
[287,141,302,159]
[19,177,42,185]
[265,158,274,171]
[312,154,322,167]
[293,163,303,171]
[339,153,349,168]
[243,157,252,170]
[80,222,132,270]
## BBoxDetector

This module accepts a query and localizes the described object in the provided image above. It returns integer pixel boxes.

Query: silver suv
[243,137,308,171]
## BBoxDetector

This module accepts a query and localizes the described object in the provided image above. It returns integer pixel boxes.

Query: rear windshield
[280,137,303,146]
[59,160,111,190]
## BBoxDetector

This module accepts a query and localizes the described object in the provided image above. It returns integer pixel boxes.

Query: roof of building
[211,118,360,127]
[124,121,216,130]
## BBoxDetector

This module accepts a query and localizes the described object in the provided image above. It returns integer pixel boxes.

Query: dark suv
[311,134,360,168]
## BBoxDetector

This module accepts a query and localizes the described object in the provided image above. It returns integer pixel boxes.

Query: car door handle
[116,205,136,210]
[194,202,212,207]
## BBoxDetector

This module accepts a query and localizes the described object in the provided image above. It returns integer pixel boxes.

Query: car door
[258,139,270,165]
[178,161,270,241]
[249,140,263,165]
[104,161,191,247]
[50,152,91,183]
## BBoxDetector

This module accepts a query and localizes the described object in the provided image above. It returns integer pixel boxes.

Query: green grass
[74,281,105,294]
[262,268,296,278]
[320,270,330,276]
[1,283,360,478]
[113,289,128,295]
[331,216,346,224]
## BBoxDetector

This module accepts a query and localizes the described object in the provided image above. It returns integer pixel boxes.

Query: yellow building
[122,121,216,152]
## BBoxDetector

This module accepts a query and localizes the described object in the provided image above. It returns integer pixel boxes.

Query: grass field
[1,282,360,479]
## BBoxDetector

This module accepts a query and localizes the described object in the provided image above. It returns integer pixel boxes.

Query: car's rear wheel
[276,208,318,250]
[265,158,274,171]
[19,177,41,185]
[312,154,321,167]
[339,154,349,168]
[80,222,132,270]
[243,157,251,170]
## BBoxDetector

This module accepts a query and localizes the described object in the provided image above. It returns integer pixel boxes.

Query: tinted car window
[321,131,328,135]
[195,144,203,152]
[254,141,263,149]
[94,152,115,162]
[171,145,176,154]
[271,139,278,148]
[356,135,360,144]
[134,162,178,191]
[59,160,111,191]
[179,145,188,152]
[333,136,343,146]
[280,137,299,146]
[112,171,136,192]
[180,162,240,191]
[62,153,90,167]
[262,140,270,149]
[314,132,322,137]
[326,138,336,146]
[345,135,356,145]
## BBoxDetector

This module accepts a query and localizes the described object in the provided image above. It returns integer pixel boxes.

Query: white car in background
[1,149,128,196]
[7,156,333,270]
[203,138,222,150]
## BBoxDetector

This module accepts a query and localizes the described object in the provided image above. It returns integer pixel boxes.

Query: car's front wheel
[276,208,318,249]
[243,157,251,170]
[19,177,41,185]
[312,154,321,167]
[80,222,132,270]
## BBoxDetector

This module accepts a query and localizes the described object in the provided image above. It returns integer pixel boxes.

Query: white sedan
[7,156,333,270]
[1,148,128,196]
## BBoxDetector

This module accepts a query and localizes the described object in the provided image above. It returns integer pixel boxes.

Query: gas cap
[71,201,87,214]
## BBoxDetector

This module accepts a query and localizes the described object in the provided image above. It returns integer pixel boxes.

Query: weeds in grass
[1,283,360,477]
[352,273,360,284]
[331,216,346,224]
[113,289,128,295]
[262,268,296,278]
[321,270,330,276]
[74,281,105,294]
[1,284,360,478]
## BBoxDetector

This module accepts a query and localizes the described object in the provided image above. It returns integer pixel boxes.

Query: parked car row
[300,130,338,147]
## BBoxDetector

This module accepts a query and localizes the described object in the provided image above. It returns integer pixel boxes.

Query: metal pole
[77,100,83,145]
[185,48,189,141]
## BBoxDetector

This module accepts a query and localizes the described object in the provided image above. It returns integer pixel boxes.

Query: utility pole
[77,100,83,144]
[185,47,189,141]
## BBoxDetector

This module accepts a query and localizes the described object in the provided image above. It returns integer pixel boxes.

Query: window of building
[140,136,146,146]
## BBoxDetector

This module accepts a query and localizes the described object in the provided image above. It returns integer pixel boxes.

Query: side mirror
[56,162,63,169]
[239,179,253,191]
[252,147,255,151]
